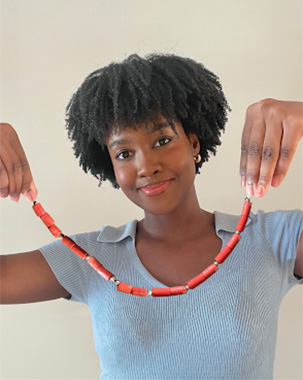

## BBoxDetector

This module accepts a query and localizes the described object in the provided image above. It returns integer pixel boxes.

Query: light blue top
[40,209,303,380]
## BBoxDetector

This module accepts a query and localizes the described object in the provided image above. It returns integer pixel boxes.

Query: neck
[138,187,213,243]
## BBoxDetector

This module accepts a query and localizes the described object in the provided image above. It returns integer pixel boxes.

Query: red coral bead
[187,273,206,289]
[87,256,113,280]
[117,282,132,294]
[242,201,252,217]
[132,287,148,297]
[169,286,187,295]
[70,244,88,260]
[96,266,113,281]
[226,233,241,250]
[202,263,218,279]
[32,203,45,217]
[40,213,55,228]
[236,215,248,232]
[152,288,171,297]
[48,224,62,238]
[214,246,232,264]
[61,236,76,249]
[187,264,218,289]
[87,256,101,270]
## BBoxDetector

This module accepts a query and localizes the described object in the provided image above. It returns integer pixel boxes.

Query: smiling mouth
[139,180,173,196]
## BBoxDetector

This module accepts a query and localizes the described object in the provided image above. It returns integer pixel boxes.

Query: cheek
[114,166,135,189]
[178,151,197,178]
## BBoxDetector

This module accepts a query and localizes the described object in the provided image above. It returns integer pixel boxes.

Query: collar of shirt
[96,212,253,243]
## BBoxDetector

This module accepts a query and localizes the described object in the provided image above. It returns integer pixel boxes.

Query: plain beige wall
[0,0,302,379]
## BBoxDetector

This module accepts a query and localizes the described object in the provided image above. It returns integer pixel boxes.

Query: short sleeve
[39,230,100,303]
[254,209,303,286]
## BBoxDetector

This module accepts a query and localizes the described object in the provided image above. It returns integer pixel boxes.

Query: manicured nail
[0,190,8,198]
[10,195,20,202]
[256,184,264,197]
[24,190,36,202]
[246,183,254,196]
[241,176,246,187]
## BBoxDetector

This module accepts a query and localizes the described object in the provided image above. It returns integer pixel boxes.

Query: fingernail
[24,190,36,202]
[256,184,264,197]
[0,191,8,198]
[246,183,254,196]
[10,195,20,202]
[241,176,246,187]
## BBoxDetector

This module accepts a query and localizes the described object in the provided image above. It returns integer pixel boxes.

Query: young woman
[1,54,302,379]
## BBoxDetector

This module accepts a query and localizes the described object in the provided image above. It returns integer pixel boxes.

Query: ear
[188,133,200,156]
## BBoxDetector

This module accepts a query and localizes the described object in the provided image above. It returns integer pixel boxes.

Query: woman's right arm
[0,251,70,304]
[0,123,70,304]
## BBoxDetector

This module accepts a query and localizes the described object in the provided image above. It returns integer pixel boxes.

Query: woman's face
[106,117,200,216]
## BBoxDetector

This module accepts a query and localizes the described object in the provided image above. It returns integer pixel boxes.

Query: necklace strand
[32,197,252,297]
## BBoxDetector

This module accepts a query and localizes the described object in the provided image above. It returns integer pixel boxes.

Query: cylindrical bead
[201,264,218,279]
[242,201,252,217]
[62,236,76,249]
[95,265,113,280]
[70,244,88,260]
[87,256,102,270]
[117,282,132,294]
[40,213,55,228]
[132,287,148,297]
[48,224,62,238]
[169,286,187,296]
[32,203,45,217]
[187,272,206,289]
[236,215,248,232]
[152,287,171,297]
[214,246,232,263]
[87,256,113,280]
[226,233,241,250]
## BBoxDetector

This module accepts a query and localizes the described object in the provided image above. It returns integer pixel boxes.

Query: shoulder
[215,208,303,254]
[249,209,303,237]
[215,209,302,233]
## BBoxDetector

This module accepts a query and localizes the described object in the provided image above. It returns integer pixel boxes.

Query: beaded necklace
[32,197,252,297]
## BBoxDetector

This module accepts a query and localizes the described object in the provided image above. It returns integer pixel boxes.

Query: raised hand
[0,123,37,202]
[240,99,303,197]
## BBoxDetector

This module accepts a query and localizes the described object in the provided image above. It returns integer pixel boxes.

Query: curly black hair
[66,53,230,188]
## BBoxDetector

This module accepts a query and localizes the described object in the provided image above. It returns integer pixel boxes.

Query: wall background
[0,0,302,379]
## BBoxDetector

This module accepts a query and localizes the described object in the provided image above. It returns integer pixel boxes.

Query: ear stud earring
[194,154,201,164]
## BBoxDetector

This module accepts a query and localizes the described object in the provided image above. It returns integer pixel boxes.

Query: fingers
[0,147,22,201]
[271,128,298,188]
[241,116,282,197]
[0,158,9,198]
[10,138,38,201]
[0,123,38,202]
[240,101,281,197]
[253,122,282,197]
[0,145,37,202]
[240,107,265,192]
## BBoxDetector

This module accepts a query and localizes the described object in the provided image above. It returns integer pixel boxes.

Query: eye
[116,150,131,160]
[154,137,171,148]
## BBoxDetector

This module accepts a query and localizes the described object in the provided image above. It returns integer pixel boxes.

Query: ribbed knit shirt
[39,209,303,380]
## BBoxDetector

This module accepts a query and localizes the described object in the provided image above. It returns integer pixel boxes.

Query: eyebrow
[150,121,171,130]
[108,121,173,149]
[108,137,131,149]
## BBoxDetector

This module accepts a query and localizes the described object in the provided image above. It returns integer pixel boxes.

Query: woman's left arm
[295,235,303,278]
[240,98,303,277]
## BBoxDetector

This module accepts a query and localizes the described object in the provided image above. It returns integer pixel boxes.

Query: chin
[141,201,180,216]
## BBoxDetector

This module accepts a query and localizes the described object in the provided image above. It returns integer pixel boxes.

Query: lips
[139,180,173,196]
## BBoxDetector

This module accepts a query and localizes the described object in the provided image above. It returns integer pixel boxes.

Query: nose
[137,150,162,177]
